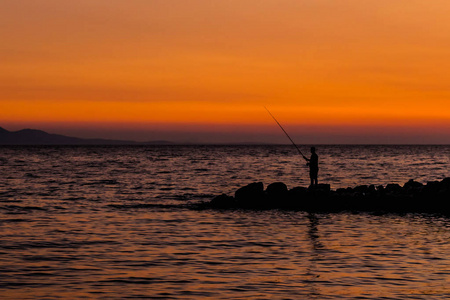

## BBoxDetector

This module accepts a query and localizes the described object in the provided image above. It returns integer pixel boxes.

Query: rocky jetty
[207,178,450,214]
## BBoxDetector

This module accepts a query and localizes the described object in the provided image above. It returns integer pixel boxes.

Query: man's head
[311,146,316,154]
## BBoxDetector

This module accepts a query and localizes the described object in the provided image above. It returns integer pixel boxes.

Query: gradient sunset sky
[2,0,450,143]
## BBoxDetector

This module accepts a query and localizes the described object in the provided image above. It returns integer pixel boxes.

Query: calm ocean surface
[0,145,449,299]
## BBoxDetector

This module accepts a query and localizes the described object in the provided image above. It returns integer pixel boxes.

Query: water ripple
[0,146,449,299]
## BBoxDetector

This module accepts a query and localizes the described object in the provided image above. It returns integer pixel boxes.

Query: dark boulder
[310,184,331,194]
[385,183,402,194]
[441,177,450,190]
[235,182,265,206]
[426,181,440,189]
[403,179,423,189]
[423,181,441,196]
[336,188,348,195]
[288,186,308,201]
[308,184,331,205]
[354,185,369,194]
[211,194,235,208]
[266,182,288,200]
[285,186,308,208]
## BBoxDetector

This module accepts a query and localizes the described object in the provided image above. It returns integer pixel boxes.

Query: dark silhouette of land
[0,126,173,145]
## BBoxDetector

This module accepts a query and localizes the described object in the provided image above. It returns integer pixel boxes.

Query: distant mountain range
[0,126,173,145]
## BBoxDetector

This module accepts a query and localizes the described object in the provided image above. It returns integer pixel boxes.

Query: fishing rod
[264,106,307,161]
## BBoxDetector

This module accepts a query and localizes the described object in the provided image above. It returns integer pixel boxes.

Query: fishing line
[264,106,307,160]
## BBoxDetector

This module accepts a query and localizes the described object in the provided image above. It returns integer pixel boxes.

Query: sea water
[0,145,449,299]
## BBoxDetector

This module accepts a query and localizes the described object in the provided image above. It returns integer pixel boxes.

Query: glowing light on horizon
[1,0,450,142]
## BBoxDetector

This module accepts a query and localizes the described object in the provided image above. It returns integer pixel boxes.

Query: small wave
[0,282,56,287]
[0,218,27,224]
[156,171,171,174]
[82,179,119,186]
[107,203,185,210]
[180,187,195,191]
[360,176,376,180]
[22,255,78,262]
[160,187,174,191]
[171,193,215,201]
[171,194,192,201]
[25,173,39,178]
[62,197,86,201]
[0,205,47,212]
[147,157,169,161]
[0,240,121,250]
[37,192,53,197]
[59,181,77,185]
[196,193,215,199]
[98,277,193,285]
[0,190,16,196]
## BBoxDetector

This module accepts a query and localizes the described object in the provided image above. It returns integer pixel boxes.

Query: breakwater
[207,178,450,214]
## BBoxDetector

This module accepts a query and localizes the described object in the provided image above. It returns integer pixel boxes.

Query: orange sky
[1,0,450,143]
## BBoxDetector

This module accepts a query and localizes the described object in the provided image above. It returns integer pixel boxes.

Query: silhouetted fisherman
[264,107,319,186]
[305,147,319,186]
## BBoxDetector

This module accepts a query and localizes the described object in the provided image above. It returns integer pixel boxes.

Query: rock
[424,181,441,195]
[288,186,308,200]
[385,183,402,194]
[441,177,450,189]
[426,181,440,188]
[210,194,235,208]
[308,184,330,192]
[308,184,331,201]
[403,179,423,189]
[209,180,449,214]
[354,185,369,194]
[336,188,347,194]
[344,187,355,195]
[266,182,288,199]
[235,182,265,206]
